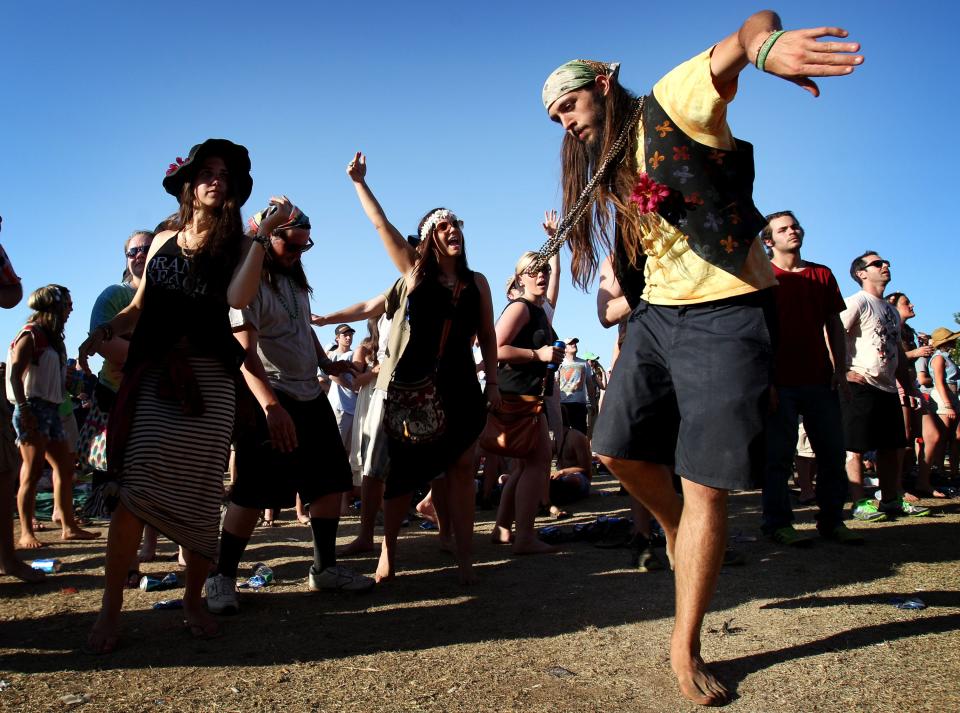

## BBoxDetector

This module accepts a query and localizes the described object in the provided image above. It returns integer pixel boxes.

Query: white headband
[419,209,463,243]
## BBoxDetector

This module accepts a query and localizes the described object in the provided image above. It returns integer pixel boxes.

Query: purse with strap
[385,280,463,445]
[478,390,544,459]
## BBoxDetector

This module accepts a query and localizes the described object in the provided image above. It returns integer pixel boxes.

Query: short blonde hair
[509,251,540,297]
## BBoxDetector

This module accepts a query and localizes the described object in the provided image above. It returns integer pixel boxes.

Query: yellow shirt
[637,48,776,305]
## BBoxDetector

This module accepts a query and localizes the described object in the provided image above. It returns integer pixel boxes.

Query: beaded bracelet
[251,233,271,251]
[756,30,785,72]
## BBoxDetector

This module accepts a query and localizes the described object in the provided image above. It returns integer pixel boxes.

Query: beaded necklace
[270,274,300,321]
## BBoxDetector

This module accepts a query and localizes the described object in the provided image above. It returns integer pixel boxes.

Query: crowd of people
[3,9,953,708]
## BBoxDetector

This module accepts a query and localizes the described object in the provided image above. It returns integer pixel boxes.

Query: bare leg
[671,479,730,706]
[138,525,159,562]
[445,444,478,583]
[845,451,865,503]
[916,414,946,496]
[428,481,455,553]
[513,419,557,555]
[47,440,99,540]
[491,470,519,544]
[0,464,43,581]
[376,494,411,583]
[16,440,47,549]
[600,456,682,564]
[87,503,143,653]
[629,497,652,537]
[181,548,219,637]
[340,475,381,555]
[295,494,310,524]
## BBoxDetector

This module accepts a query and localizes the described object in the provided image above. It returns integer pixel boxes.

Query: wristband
[756,30,785,72]
[531,349,537,362]
[252,233,270,251]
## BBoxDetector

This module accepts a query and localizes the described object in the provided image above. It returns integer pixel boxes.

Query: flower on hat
[630,173,671,214]
[165,156,186,176]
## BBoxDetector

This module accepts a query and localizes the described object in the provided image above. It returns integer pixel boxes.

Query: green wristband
[756,30,785,72]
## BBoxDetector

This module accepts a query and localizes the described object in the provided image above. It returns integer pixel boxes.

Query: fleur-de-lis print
[672,165,694,184]
[703,212,721,231]
[720,236,738,253]
[684,192,704,206]
[649,151,666,169]
[708,149,725,165]
[673,145,690,161]
[655,120,673,138]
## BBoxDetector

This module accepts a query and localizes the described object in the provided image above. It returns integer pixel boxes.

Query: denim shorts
[12,398,66,444]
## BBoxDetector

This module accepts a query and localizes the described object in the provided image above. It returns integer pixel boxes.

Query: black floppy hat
[162,138,253,207]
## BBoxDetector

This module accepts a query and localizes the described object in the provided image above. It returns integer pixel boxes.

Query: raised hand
[347,152,367,183]
[542,209,559,237]
[259,195,294,234]
[761,27,863,97]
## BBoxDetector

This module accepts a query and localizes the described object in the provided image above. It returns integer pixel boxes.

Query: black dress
[385,274,486,498]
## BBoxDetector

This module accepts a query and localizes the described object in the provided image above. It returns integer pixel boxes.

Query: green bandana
[541,59,620,112]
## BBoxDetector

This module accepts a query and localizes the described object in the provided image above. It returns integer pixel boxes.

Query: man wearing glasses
[841,251,929,521]
[205,199,373,616]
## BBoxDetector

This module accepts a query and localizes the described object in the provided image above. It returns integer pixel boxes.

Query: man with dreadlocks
[541,11,862,706]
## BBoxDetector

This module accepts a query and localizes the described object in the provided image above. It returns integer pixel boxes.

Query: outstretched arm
[311,293,387,327]
[346,152,417,276]
[542,210,561,311]
[711,10,863,97]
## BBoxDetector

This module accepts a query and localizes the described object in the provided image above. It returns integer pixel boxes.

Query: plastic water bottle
[250,562,273,589]
[30,559,61,573]
[547,340,565,370]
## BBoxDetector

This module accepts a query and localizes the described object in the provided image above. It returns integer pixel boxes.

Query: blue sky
[1,1,955,368]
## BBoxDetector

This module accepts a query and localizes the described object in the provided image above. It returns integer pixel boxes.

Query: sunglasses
[271,235,314,253]
[864,259,890,269]
[523,264,552,277]
[435,219,464,233]
[125,245,150,258]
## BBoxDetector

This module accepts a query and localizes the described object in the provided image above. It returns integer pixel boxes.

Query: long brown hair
[171,176,244,278]
[561,81,641,290]
[412,207,472,285]
[26,284,70,355]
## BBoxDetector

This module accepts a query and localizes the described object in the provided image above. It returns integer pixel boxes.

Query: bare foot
[0,558,46,582]
[85,616,120,655]
[903,491,920,503]
[339,538,376,556]
[62,527,101,541]
[183,602,221,639]
[415,500,438,524]
[18,533,43,549]
[374,547,394,584]
[672,653,730,706]
[490,526,513,545]
[512,538,559,555]
[297,513,311,525]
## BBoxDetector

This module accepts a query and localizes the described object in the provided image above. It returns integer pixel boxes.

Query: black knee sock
[310,517,339,572]
[215,530,249,579]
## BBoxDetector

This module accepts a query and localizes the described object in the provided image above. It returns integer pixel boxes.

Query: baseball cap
[335,324,356,335]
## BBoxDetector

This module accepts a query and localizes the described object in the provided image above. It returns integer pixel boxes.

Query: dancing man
[206,199,373,615]
[541,11,862,705]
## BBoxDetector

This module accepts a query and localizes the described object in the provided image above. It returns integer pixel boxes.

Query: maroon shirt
[771,261,846,386]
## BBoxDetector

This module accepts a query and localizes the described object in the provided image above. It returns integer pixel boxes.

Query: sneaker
[204,574,239,615]
[820,523,865,545]
[628,534,664,573]
[879,498,931,518]
[770,525,815,548]
[852,499,888,522]
[308,565,375,593]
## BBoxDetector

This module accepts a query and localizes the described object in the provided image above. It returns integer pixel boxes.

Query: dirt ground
[1,475,958,713]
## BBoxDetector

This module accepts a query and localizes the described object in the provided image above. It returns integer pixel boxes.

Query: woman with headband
[346,152,500,585]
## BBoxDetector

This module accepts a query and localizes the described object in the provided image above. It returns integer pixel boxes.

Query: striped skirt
[117,357,234,560]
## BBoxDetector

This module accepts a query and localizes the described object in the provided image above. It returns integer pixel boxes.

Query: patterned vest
[641,92,765,275]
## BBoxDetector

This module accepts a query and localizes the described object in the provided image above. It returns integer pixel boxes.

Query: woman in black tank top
[78,139,291,654]
[490,252,562,554]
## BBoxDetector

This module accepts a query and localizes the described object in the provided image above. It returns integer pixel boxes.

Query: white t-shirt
[840,290,901,393]
[327,349,357,414]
